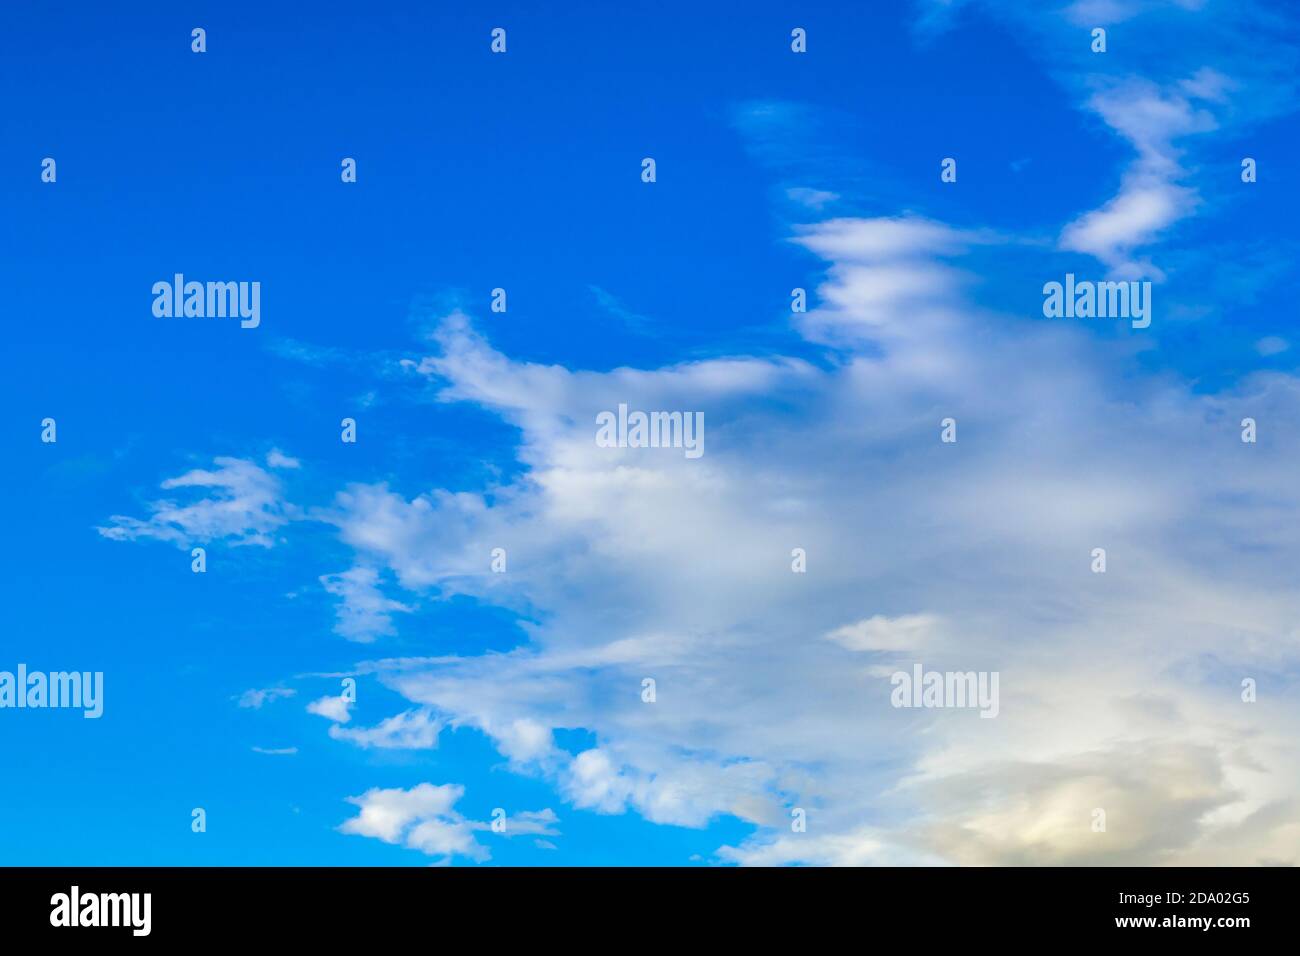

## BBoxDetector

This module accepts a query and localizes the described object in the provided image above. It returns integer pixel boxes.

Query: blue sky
[3,0,1299,866]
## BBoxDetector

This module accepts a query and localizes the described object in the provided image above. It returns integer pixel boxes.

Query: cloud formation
[98,456,293,548]
[100,0,1300,866]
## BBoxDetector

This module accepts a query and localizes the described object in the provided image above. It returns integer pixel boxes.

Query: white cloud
[98,456,291,547]
[307,694,353,723]
[319,566,413,642]
[1057,79,1213,279]
[338,783,558,862]
[786,186,839,210]
[926,3,1297,281]
[480,808,560,838]
[329,708,442,749]
[790,216,991,358]
[339,783,486,863]
[266,449,301,469]
[404,816,486,861]
[826,614,940,653]
[563,749,634,815]
[717,824,937,867]
[235,687,296,709]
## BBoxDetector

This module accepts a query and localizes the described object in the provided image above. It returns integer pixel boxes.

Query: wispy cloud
[235,687,296,709]
[329,708,442,749]
[319,566,414,643]
[588,285,651,333]
[98,456,295,548]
